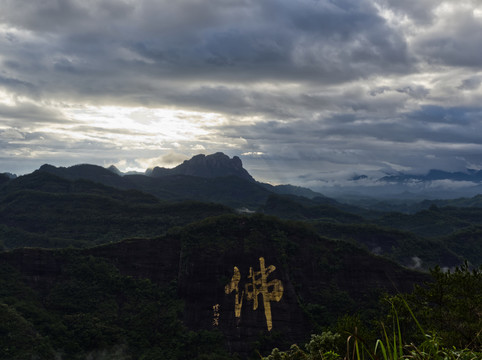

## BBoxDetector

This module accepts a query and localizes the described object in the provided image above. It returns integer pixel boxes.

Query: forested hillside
[0,214,430,359]
[0,156,481,358]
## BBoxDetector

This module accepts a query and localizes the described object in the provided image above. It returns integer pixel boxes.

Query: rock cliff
[150,153,255,182]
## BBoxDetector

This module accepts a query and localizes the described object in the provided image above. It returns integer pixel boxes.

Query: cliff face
[177,242,308,354]
[0,215,429,357]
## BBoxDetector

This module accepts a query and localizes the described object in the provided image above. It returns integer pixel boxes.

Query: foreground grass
[263,324,481,360]
[263,263,481,360]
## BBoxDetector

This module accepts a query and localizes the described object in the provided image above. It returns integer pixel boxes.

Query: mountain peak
[107,165,123,176]
[150,153,255,182]
[38,163,126,189]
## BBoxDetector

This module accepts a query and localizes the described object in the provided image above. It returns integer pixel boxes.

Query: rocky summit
[149,152,255,182]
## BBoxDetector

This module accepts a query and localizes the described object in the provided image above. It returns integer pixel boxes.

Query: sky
[1,0,482,192]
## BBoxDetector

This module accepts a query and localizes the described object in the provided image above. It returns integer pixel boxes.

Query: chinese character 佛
[225,257,284,331]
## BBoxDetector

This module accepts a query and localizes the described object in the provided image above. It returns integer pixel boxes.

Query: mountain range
[334,168,482,200]
[1,152,481,269]
[6,154,482,203]
[4,151,482,211]
[0,152,481,358]
[379,169,482,183]
[15,152,329,209]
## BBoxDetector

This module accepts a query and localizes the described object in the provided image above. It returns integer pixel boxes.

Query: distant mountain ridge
[23,153,332,208]
[336,168,482,199]
[9,154,482,215]
[380,169,482,183]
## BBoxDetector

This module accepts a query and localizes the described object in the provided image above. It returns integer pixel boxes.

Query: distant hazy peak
[380,168,482,183]
[39,164,57,171]
[37,163,126,190]
[40,163,118,175]
[0,172,17,179]
[107,165,123,175]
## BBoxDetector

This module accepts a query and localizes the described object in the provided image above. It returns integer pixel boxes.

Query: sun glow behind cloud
[42,104,231,172]
[61,105,224,147]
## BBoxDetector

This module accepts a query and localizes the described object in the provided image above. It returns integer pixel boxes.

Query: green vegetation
[374,206,482,238]
[0,214,430,359]
[1,165,481,359]
[0,172,232,249]
[260,194,482,269]
[388,262,482,350]
[0,213,480,359]
[441,227,482,266]
[312,222,462,269]
[260,194,365,223]
[263,263,482,359]
[2,167,482,271]
[0,255,231,359]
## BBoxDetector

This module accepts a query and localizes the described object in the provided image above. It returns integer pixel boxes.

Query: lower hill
[122,173,272,208]
[373,206,482,238]
[260,194,366,223]
[440,227,482,267]
[0,214,429,359]
[34,154,280,208]
[312,222,463,270]
[0,171,233,249]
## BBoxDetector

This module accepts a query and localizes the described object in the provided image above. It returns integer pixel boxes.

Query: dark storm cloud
[0,0,415,104]
[0,74,38,96]
[395,86,430,99]
[0,101,69,125]
[218,103,482,183]
[458,76,482,91]
[220,106,482,147]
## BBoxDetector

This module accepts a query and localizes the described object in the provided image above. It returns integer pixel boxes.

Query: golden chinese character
[245,257,283,331]
[213,304,220,326]
[224,266,244,319]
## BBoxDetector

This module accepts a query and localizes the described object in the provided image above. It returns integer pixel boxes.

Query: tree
[389,262,481,349]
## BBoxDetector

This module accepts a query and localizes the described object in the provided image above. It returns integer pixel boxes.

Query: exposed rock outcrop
[150,153,255,182]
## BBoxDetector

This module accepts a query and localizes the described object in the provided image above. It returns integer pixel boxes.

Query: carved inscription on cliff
[224,257,284,331]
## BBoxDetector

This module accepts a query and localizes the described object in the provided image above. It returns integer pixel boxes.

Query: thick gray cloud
[1,0,482,196]
[0,0,413,100]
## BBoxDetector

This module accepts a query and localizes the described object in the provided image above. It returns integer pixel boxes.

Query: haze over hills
[5,152,482,201]
[325,168,482,200]
[380,169,482,183]
[17,152,482,210]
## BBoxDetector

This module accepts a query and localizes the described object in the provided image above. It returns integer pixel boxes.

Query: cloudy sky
[1,0,482,190]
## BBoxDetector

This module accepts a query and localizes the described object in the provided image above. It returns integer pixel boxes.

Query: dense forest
[0,159,481,359]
